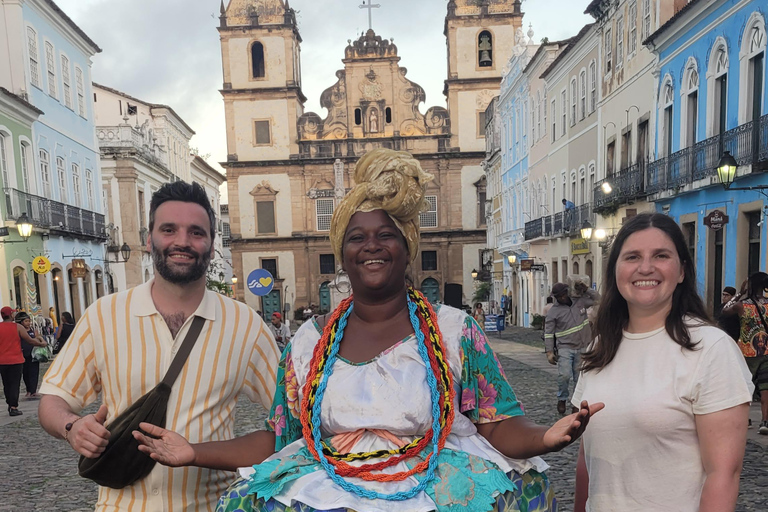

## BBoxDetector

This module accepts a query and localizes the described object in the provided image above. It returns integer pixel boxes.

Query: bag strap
[160,316,206,388]
[752,297,768,336]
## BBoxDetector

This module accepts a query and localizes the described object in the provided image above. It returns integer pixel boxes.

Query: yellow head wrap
[330,148,434,263]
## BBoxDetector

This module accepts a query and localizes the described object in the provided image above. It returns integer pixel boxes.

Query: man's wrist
[63,416,82,442]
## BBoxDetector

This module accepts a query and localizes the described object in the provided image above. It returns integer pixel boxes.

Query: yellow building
[219,0,524,317]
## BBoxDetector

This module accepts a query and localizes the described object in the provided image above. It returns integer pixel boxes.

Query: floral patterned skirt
[216,469,556,512]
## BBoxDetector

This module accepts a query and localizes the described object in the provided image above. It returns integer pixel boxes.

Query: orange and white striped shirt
[40,280,280,511]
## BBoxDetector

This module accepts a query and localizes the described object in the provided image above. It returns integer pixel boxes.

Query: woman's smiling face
[615,227,685,317]
[342,210,408,296]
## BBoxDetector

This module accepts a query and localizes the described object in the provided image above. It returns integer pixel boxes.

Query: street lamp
[471,269,478,279]
[219,271,225,282]
[580,220,593,240]
[16,213,33,239]
[601,181,613,194]
[231,274,238,285]
[120,242,131,263]
[716,151,739,189]
[507,254,516,265]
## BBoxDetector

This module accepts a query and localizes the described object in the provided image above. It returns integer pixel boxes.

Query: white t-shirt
[572,322,754,512]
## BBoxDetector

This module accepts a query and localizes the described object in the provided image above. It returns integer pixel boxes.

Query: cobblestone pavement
[1,326,766,510]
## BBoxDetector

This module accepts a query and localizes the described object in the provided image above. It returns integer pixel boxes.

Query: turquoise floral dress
[217,305,555,512]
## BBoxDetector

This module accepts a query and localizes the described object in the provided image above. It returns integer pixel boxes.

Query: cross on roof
[359,0,380,31]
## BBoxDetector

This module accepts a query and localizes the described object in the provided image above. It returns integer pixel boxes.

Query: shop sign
[0,227,8,237]
[71,258,88,279]
[520,259,533,271]
[530,264,546,272]
[703,209,728,230]
[571,238,590,255]
[32,256,51,275]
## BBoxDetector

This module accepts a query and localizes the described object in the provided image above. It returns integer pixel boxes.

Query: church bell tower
[444,0,523,151]
[218,0,306,161]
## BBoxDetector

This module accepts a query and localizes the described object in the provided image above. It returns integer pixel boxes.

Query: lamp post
[16,213,33,239]
[119,243,131,263]
[580,220,593,240]
[471,269,478,280]
[716,151,768,195]
[507,254,516,265]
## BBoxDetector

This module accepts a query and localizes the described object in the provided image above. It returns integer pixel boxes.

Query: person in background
[573,213,752,512]
[269,312,291,351]
[473,302,486,330]
[53,312,75,355]
[48,307,58,331]
[545,282,599,415]
[542,296,554,317]
[0,306,45,416]
[725,272,768,435]
[16,312,41,399]
[562,198,576,231]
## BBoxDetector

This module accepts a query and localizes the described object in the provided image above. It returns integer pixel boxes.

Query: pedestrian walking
[37,181,280,511]
[544,281,599,415]
[132,148,604,512]
[15,312,41,399]
[0,306,44,416]
[269,312,291,351]
[724,272,768,434]
[53,312,75,354]
[573,213,753,512]
[473,302,486,330]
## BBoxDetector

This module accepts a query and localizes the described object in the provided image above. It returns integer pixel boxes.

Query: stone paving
[0,325,766,510]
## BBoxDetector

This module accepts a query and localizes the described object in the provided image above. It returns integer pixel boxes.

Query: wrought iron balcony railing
[6,188,106,239]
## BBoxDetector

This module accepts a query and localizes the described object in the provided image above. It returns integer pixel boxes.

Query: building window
[477,186,486,227]
[262,258,277,279]
[222,222,231,247]
[20,142,31,193]
[71,164,81,207]
[536,92,542,139]
[542,90,547,136]
[354,108,362,125]
[607,141,615,175]
[550,99,556,141]
[579,70,587,120]
[605,27,612,74]
[61,54,72,109]
[570,79,577,125]
[0,133,11,216]
[319,254,335,275]
[662,81,674,156]
[40,150,51,197]
[746,25,765,123]
[589,60,597,112]
[251,42,265,78]
[561,90,566,135]
[385,107,392,124]
[254,120,271,145]
[628,1,637,56]
[256,200,275,233]
[712,46,728,135]
[642,0,651,39]
[478,30,493,68]
[616,16,624,69]
[683,222,696,268]
[748,211,762,277]
[421,250,437,271]
[27,27,40,88]
[420,195,437,228]
[56,157,67,203]
[477,110,486,138]
[85,169,93,209]
[316,198,334,231]
[685,66,699,146]
[45,41,56,99]
[75,66,86,118]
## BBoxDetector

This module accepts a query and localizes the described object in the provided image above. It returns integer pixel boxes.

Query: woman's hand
[133,422,196,467]
[542,400,604,452]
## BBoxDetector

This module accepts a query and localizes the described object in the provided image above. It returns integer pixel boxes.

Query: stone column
[76,277,86,318]
[115,164,142,289]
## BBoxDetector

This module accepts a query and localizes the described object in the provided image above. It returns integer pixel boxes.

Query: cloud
[54,0,591,182]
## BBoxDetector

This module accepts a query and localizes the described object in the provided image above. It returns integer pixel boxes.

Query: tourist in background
[16,312,41,399]
[0,306,44,416]
[53,312,75,355]
[269,312,291,351]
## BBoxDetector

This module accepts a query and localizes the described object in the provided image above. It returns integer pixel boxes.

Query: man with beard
[37,181,280,511]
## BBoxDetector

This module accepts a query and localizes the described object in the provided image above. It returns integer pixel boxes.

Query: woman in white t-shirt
[572,213,753,512]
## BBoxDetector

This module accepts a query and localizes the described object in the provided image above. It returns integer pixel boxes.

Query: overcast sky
[54,0,591,190]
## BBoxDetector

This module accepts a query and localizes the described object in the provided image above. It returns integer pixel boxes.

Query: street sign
[247,268,275,296]
[32,256,51,275]
[0,227,8,237]
[703,209,728,230]
[71,258,87,279]
[530,264,546,272]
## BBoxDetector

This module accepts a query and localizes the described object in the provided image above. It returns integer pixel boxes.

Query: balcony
[6,188,106,240]
[645,114,768,194]
[97,124,168,168]
[593,161,646,213]
[524,203,594,241]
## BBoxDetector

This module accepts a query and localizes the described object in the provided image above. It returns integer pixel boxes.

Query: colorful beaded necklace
[300,288,455,500]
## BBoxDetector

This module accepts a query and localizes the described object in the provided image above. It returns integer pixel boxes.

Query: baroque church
[219,0,524,317]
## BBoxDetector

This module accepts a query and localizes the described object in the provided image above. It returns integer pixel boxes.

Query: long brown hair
[582,213,710,372]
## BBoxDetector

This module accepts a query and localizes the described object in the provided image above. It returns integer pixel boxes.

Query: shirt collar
[133,279,217,321]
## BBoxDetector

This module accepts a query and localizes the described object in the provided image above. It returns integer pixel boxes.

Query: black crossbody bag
[78,316,206,489]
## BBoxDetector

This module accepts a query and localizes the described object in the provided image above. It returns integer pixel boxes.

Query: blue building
[0,0,107,319]
[644,0,768,312]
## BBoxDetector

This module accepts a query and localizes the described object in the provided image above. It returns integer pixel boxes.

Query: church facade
[219,0,524,317]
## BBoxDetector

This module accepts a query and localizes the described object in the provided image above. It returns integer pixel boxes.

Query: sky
[54,0,592,196]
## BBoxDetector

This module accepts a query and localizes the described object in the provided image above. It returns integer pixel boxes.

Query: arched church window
[385,107,392,124]
[478,30,493,68]
[354,108,362,126]
[251,41,265,78]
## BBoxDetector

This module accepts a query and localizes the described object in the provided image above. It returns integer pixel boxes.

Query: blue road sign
[247,268,275,296]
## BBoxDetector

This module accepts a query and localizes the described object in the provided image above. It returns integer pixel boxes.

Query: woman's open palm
[543,400,604,451]
[133,422,195,467]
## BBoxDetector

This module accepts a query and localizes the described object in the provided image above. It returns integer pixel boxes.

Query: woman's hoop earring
[335,268,351,294]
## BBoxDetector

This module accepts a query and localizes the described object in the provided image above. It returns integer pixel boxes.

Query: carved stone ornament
[249,180,279,197]
[360,70,383,101]
[225,0,285,26]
